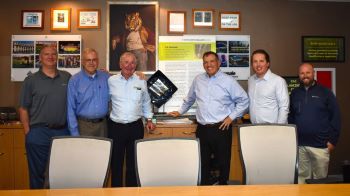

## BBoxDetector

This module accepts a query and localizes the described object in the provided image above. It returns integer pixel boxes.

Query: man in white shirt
[108,52,155,187]
[248,49,289,124]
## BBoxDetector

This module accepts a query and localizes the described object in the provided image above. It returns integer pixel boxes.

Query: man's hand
[167,111,180,117]
[327,142,335,152]
[146,121,155,131]
[219,116,233,130]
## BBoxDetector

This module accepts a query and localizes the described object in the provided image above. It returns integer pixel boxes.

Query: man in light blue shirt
[248,49,289,124]
[169,51,249,185]
[108,52,155,187]
[67,48,110,137]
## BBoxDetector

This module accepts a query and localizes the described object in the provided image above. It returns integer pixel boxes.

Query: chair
[47,136,112,189]
[135,138,201,187]
[238,124,298,184]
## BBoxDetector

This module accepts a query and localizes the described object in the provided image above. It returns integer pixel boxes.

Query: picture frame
[219,11,240,31]
[107,1,158,72]
[302,36,345,62]
[192,9,214,28]
[50,8,71,31]
[77,9,101,29]
[21,10,44,29]
[315,68,336,95]
[167,11,186,34]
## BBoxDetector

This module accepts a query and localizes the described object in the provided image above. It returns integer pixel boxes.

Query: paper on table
[157,118,193,124]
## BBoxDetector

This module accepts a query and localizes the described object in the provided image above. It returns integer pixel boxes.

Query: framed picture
[219,11,240,31]
[107,1,158,72]
[78,9,101,29]
[302,36,345,62]
[315,68,336,95]
[192,9,214,28]
[167,11,186,34]
[21,10,44,29]
[50,8,71,31]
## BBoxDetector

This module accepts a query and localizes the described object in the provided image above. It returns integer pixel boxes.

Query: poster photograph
[11,35,81,81]
[108,1,158,72]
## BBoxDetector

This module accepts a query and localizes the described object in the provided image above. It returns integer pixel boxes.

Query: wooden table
[0,184,350,196]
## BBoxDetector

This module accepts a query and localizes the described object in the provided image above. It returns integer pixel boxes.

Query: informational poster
[283,76,300,95]
[11,35,81,81]
[158,35,216,112]
[158,35,251,112]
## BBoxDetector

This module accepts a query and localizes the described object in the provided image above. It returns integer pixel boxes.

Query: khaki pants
[298,146,329,184]
[78,118,107,137]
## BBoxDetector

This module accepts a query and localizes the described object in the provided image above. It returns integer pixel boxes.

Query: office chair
[135,137,201,187]
[238,124,298,184]
[47,136,112,189]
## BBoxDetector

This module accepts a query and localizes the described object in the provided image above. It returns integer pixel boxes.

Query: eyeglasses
[84,58,98,63]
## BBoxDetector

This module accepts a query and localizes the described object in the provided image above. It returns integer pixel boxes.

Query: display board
[158,35,250,112]
[11,35,81,81]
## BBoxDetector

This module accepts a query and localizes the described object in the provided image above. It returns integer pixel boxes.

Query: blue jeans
[25,126,70,189]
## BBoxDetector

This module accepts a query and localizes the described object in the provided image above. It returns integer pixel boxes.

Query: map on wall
[11,35,81,81]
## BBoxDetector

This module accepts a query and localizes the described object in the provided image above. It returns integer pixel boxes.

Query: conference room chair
[238,124,298,185]
[135,137,201,187]
[46,136,112,189]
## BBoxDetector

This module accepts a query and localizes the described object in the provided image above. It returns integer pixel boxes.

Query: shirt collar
[205,70,222,79]
[254,69,271,81]
[38,69,60,79]
[119,73,136,81]
[82,69,97,79]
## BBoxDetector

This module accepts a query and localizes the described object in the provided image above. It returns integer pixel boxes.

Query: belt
[112,118,142,126]
[78,116,105,123]
[199,121,223,128]
[31,123,67,129]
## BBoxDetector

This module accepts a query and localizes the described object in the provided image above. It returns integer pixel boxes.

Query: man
[67,48,109,137]
[288,63,341,184]
[108,52,155,187]
[248,49,289,124]
[168,51,249,185]
[19,46,71,189]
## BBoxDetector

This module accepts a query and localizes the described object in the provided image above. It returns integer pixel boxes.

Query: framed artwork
[50,8,71,31]
[107,1,158,72]
[302,36,345,62]
[21,10,44,29]
[167,11,186,34]
[78,9,101,29]
[315,68,336,95]
[219,11,240,31]
[192,9,214,28]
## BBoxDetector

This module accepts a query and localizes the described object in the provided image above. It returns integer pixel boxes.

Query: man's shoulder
[58,70,72,80]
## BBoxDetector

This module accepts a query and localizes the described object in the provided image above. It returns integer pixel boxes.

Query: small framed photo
[192,9,214,28]
[50,8,71,31]
[167,11,186,34]
[219,11,240,31]
[21,10,44,29]
[78,9,101,29]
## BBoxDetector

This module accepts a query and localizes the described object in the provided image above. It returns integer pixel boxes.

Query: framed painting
[192,9,214,28]
[78,9,101,29]
[167,11,186,34]
[107,1,158,72]
[50,8,71,31]
[21,10,44,29]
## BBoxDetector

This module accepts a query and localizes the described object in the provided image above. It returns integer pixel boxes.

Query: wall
[0,0,349,174]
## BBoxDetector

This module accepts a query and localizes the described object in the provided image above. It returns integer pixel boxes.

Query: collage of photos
[216,40,249,67]
[12,40,81,69]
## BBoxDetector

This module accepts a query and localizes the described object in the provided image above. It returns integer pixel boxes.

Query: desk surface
[1,184,350,196]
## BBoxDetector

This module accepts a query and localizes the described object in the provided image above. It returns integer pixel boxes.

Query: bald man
[288,63,341,184]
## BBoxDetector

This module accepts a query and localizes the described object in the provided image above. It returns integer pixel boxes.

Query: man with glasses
[67,48,110,137]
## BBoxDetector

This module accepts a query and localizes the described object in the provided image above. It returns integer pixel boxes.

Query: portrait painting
[108,1,158,72]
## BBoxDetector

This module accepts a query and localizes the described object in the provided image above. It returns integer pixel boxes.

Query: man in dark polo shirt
[19,46,71,189]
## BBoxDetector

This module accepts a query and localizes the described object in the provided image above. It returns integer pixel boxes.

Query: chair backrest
[238,124,298,185]
[47,136,112,189]
[135,138,200,187]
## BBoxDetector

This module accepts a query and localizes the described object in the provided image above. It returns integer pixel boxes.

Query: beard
[301,77,314,87]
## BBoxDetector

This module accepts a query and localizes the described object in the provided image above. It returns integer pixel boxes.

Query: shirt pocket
[131,87,142,101]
